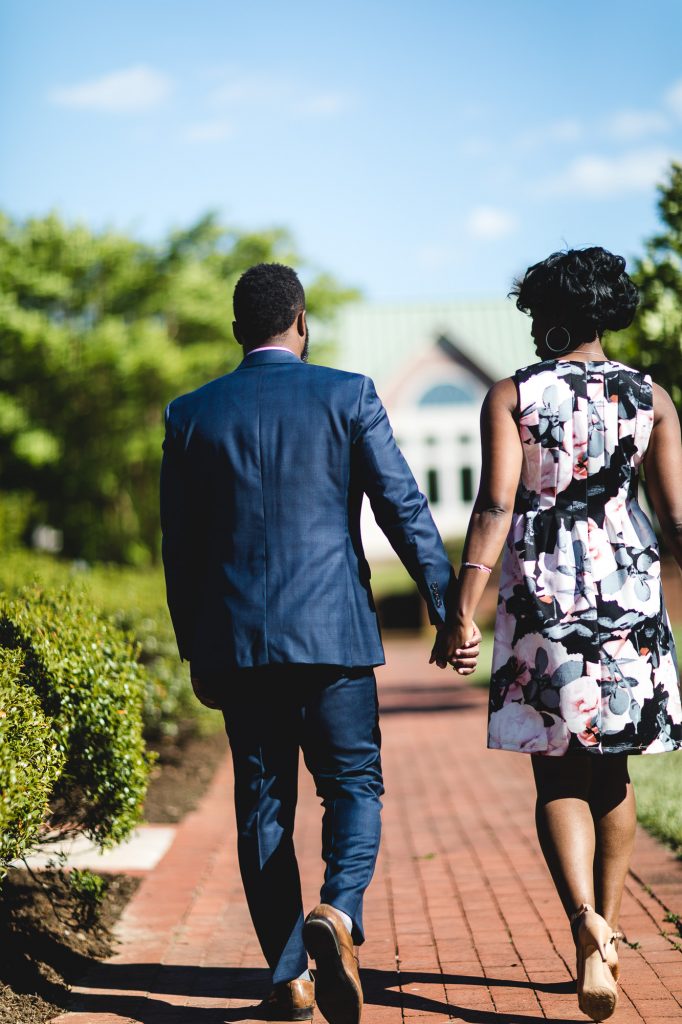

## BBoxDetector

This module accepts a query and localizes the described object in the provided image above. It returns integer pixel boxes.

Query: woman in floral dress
[433,247,682,1022]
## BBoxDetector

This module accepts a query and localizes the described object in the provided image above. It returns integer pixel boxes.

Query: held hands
[430,619,482,675]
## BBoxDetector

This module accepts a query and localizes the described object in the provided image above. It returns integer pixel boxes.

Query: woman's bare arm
[643,381,682,570]
[431,376,523,667]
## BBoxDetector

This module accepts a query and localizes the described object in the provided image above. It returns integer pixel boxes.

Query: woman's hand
[430,620,481,674]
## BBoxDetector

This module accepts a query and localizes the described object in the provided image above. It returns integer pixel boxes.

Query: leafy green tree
[0,212,357,563]
[608,162,682,407]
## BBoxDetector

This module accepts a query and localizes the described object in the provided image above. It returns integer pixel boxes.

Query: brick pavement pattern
[53,638,682,1024]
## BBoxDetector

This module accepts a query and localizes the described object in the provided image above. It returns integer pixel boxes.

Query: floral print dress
[488,358,682,756]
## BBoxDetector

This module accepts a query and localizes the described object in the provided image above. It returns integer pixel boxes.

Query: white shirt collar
[246,345,296,356]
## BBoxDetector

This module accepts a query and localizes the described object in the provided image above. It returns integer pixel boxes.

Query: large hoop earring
[545,326,571,354]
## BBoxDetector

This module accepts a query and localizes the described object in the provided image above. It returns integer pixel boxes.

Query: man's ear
[233,321,243,346]
[297,310,307,337]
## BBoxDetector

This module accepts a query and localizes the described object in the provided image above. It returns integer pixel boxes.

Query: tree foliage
[0,211,357,563]
[607,162,682,408]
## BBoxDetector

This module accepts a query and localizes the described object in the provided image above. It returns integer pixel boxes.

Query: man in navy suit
[160,264,480,1024]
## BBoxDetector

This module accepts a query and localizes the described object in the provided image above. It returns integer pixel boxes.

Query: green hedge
[0,648,64,875]
[0,582,153,873]
[81,561,214,737]
[0,491,36,553]
[0,549,217,738]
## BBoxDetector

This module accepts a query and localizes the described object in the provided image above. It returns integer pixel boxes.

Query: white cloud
[605,109,670,141]
[515,118,583,152]
[49,65,172,113]
[183,119,233,143]
[298,92,352,117]
[466,206,519,241]
[541,148,675,198]
[665,78,682,118]
[460,119,581,161]
[210,71,351,118]
[211,72,280,106]
[547,118,583,143]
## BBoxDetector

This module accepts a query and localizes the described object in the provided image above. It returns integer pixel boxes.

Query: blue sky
[2,0,682,300]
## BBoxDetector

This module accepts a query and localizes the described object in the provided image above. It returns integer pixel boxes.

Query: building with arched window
[333,300,536,559]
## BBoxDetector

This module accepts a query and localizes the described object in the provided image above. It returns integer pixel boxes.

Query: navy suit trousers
[220,664,384,984]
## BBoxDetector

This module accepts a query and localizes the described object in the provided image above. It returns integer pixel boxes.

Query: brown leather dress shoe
[303,904,362,1024]
[259,978,315,1021]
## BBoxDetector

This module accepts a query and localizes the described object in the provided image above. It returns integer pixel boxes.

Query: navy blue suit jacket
[160,348,453,674]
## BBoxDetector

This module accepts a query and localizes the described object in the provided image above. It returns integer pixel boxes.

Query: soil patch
[143,723,228,822]
[0,868,139,1024]
[0,725,228,1023]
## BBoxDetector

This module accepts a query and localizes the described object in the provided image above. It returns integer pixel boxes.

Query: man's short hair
[233,263,305,345]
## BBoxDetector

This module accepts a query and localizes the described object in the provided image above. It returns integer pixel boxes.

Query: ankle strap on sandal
[569,903,594,926]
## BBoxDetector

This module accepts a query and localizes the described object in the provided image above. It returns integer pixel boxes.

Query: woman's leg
[532,755,596,919]
[589,755,636,931]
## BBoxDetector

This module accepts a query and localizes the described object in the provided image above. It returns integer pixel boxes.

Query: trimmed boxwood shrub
[0,648,65,875]
[67,560,217,737]
[0,550,217,738]
[0,582,153,856]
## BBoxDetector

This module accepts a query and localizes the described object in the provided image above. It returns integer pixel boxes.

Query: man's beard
[301,325,310,362]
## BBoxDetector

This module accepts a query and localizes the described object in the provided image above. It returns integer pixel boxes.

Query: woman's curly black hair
[233,262,305,345]
[510,246,639,338]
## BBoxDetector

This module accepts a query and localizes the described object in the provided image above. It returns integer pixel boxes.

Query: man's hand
[191,675,221,709]
[429,620,482,675]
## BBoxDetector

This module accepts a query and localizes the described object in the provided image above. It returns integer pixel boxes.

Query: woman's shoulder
[650,379,677,423]
[484,376,518,413]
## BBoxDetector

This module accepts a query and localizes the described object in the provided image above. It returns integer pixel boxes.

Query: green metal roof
[332,298,536,388]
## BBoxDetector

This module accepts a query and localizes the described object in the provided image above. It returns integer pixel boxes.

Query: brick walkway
[53,639,682,1024]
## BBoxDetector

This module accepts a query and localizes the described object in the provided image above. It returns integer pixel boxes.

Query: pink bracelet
[461,561,492,575]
